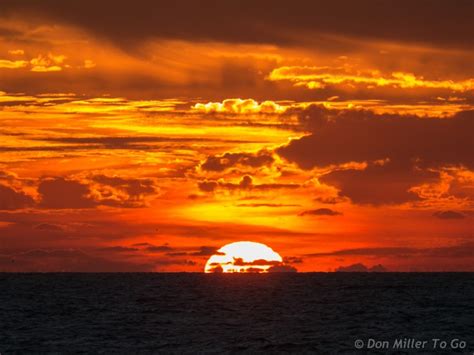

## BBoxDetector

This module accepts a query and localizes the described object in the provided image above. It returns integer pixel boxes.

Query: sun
[204,241,284,273]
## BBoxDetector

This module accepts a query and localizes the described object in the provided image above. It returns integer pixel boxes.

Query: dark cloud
[91,175,157,199]
[198,180,219,193]
[2,0,472,49]
[33,136,242,146]
[154,259,196,267]
[313,196,344,205]
[0,26,23,39]
[449,177,474,200]
[319,161,438,205]
[233,258,282,266]
[198,175,300,193]
[0,171,18,182]
[268,264,298,272]
[33,223,64,232]
[0,211,167,250]
[279,107,473,170]
[0,135,248,154]
[131,242,154,247]
[230,258,298,272]
[308,247,414,257]
[236,203,299,207]
[335,263,387,272]
[201,150,274,172]
[166,252,189,257]
[278,107,473,205]
[0,247,199,271]
[97,246,139,253]
[2,248,154,272]
[433,210,466,219]
[18,249,87,258]
[299,208,342,216]
[36,175,159,209]
[190,246,222,256]
[308,243,474,259]
[145,244,174,253]
[38,177,96,209]
[0,184,35,210]
[208,264,224,273]
[283,256,303,264]
[163,246,224,257]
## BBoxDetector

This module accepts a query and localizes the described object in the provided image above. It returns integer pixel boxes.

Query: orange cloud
[193,99,287,114]
[30,53,66,72]
[8,49,25,55]
[268,66,474,92]
[0,59,28,69]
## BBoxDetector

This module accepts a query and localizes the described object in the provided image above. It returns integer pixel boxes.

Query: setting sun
[205,241,285,273]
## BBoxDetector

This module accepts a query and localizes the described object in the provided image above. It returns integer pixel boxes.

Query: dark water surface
[1,273,473,353]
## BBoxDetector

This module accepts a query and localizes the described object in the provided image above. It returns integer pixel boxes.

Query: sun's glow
[204,241,283,273]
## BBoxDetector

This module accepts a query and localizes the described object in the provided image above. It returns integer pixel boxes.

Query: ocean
[1,273,473,353]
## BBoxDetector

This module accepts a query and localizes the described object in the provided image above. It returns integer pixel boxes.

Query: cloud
[236,203,299,207]
[279,107,474,170]
[198,175,300,193]
[0,184,35,210]
[30,53,65,72]
[8,49,24,55]
[35,175,159,209]
[268,66,474,92]
[268,264,298,272]
[201,150,274,172]
[0,59,28,69]
[335,263,387,272]
[283,256,303,264]
[1,248,154,272]
[131,242,154,247]
[233,258,282,266]
[193,99,286,114]
[308,243,474,259]
[145,244,174,253]
[33,223,64,232]
[33,136,227,147]
[198,180,219,193]
[214,257,298,272]
[319,161,438,205]
[313,196,345,204]
[90,175,158,201]
[0,52,70,72]
[2,1,472,50]
[207,264,224,273]
[299,208,342,216]
[38,177,96,209]
[97,246,139,253]
[308,247,414,257]
[433,210,466,219]
[154,259,196,267]
[190,246,222,256]
[277,107,473,205]
[155,245,223,256]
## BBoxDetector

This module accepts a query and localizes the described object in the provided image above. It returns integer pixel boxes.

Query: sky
[0,0,473,272]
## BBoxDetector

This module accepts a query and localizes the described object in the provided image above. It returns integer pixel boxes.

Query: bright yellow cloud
[30,53,66,72]
[268,66,474,92]
[0,59,28,69]
[192,99,287,114]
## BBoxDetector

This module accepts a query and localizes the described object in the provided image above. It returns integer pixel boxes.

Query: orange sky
[0,0,473,272]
